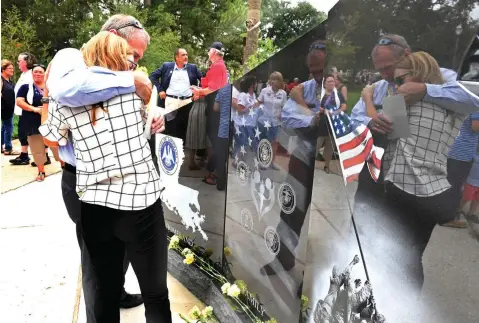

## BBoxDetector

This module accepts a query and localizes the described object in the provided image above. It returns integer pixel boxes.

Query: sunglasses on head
[115,20,144,31]
[377,37,407,49]
[33,64,46,71]
[309,43,326,52]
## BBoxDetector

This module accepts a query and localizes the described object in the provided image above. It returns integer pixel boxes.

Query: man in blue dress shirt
[260,40,326,276]
[42,14,165,321]
[351,34,479,196]
[150,48,203,140]
[349,34,479,316]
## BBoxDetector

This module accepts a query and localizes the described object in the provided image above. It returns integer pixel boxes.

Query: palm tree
[243,0,262,73]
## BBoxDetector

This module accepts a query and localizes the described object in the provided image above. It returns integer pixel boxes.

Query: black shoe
[32,156,51,167]
[119,291,143,309]
[10,155,30,165]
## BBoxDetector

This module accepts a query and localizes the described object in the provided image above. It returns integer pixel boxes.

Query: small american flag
[325,106,384,184]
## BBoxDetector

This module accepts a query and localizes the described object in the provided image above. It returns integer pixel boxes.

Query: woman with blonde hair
[40,31,171,322]
[256,71,288,169]
[361,51,466,314]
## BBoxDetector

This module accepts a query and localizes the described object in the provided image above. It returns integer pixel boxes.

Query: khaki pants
[164,96,192,121]
[317,136,334,162]
[28,134,47,166]
[27,134,61,166]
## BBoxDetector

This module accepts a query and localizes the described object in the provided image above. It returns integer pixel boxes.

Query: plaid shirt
[383,100,464,197]
[39,93,164,210]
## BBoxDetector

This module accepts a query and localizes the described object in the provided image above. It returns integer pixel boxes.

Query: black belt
[166,94,192,100]
[63,163,76,173]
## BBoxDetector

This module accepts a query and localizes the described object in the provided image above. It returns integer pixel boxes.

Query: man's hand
[159,91,166,100]
[151,114,165,134]
[133,71,152,104]
[396,82,427,105]
[368,114,393,134]
[191,86,201,98]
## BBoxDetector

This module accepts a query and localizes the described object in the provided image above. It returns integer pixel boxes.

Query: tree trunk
[144,0,151,6]
[243,0,262,73]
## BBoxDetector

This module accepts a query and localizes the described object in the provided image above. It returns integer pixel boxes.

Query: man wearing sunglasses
[40,14,167,322]
[352,34,479,135]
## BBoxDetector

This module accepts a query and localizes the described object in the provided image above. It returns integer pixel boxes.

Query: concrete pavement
[0,172,203,322]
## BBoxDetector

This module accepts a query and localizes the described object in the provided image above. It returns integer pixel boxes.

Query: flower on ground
[168,235,180,249]
[301,295,309,311]
[223,246,232,256]
[265,318,278,323]
[182,248,193,257]
[202,306,214,317]
[184,253,195,265]
[227,284,241,298]
[234,280,248,294]
[221,282,231,294]
[188,305,201,319]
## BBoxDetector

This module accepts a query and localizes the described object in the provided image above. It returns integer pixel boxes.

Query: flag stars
[263,120,271,131]
[240,145,246,156]
[254,127,262,139]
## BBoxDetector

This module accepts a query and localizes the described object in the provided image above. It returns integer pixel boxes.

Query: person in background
[191,42,228,99]
[315,74,346,173]
[261,40,327,276]
[460,150,479,232]
[10,52,36,165]
[1,59,18,155]
[205,84,235,191]
[445,111,479,228]
[234,76,258,161]
[149,48,202,140]
[256,71,287,170]
[16,64,62,181]
[334,72,348,102]
[287,77,300,93]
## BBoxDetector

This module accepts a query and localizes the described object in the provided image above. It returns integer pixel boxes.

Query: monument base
[167,250,245,323]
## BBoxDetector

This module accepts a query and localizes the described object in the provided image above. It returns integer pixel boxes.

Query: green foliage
[263,0,327,48]
[328,0,479,71]
[1,6,51,80]
[245,37,278,71]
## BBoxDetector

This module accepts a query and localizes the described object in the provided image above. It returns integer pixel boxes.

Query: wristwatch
[41,97,50,104]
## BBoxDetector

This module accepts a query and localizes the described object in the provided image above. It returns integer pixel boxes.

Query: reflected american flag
[326,106,384,184]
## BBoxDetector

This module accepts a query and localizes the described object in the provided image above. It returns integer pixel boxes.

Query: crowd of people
[1,9,479,323]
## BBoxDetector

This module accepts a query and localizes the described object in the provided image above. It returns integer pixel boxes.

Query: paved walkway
[0,172,203,322]
[1,139,62,193]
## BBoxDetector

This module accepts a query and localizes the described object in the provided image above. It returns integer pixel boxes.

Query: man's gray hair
[101,14,150,44]
[371,33,410,60]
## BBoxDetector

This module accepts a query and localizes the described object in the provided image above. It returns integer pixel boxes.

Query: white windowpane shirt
[39,93,164,210]
[383,100,464,197]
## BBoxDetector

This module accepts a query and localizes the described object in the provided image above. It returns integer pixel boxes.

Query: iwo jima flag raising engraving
[325,106,384,184]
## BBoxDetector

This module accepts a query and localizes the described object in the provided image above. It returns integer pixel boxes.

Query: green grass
[12,115,19,139]
[346,90,361,114]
